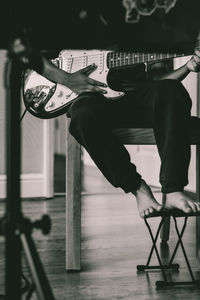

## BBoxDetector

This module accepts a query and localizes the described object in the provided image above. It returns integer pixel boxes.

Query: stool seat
[111,116,200,145]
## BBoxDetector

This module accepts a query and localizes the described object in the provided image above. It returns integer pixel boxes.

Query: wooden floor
[0,162,200,299]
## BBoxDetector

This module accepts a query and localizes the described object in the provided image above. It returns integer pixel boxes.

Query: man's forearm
[41,56,70,85]
[158,63,191,81]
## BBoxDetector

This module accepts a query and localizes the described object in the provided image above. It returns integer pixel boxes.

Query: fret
[139,53,143,63]
[149,54,155,62]
[122,53,125,67]
[128,53,131,65]
[121,53,123,67]
[114,52,117,68]
[131,54,133,64]
[120,53,122,67]
[116,53,119,67]
[123,53,126,66]
[125,53,129,66]
[130,53,134,65]
[134,53,139,64]
[162,53,167,59]
[117,53,121,67]
[156,53,161,60]
[144,53,148,62]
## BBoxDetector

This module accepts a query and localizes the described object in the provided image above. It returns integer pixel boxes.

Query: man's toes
[144,208,154,217]
[182,204,192,213]
[144,209,150,217]
[144,207,155,217]
[196,203,200,212]
[140,211,145,218]
[156,205,162,212]
[149,207,154,214]
[188,201,198,213]
[194,203,199,212]
[193,202,200,212]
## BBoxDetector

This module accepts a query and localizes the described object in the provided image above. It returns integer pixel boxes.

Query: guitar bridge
[24,85,56,111]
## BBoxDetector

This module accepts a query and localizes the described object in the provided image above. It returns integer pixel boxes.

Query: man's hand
[65,64,107,95]
[186,49,200,72]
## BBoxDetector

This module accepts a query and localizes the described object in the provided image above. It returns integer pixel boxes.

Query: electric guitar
[23,49,190,119]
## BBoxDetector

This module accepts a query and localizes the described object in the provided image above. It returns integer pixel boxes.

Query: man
[40,49,200,218]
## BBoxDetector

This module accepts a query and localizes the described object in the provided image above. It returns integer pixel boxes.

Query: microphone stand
[0,40,55,300]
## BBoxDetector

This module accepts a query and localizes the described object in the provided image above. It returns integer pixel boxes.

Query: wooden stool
[66,116,200,271]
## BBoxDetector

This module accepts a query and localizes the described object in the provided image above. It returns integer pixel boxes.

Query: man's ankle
[133,179,149,197]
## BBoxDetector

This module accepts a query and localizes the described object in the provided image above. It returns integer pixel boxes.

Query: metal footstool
[137,209,200,288]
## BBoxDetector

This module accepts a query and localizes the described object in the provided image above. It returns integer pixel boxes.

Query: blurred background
[0,0,200,53]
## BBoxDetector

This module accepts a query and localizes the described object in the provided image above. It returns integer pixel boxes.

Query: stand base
[156,280,200,288]
[137,263,179,271]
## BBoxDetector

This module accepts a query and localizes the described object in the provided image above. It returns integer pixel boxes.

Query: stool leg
[137,217,178,272]
[144,218,165,268]
[66,119,82,271]
[168,216,187,266]
[137,218,169,281]
[196,145,200,267]
[156,216,200,287]
[173,217,196,282]
[160,194,170,242]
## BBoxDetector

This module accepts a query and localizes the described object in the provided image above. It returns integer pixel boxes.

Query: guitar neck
[107,51,186,69]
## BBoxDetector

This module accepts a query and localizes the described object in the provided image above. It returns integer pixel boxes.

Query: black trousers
[67,79,192,194]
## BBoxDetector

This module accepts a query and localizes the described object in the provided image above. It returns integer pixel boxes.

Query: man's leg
[67,92,162,217]
[152,79,200,213]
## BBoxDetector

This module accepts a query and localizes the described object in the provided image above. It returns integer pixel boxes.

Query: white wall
[0,50,54,199]
[54,115,67,156]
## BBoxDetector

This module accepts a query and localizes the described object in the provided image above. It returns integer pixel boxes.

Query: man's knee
[68,93,105,135]
[155,79,192,109]
[69,93,105,116]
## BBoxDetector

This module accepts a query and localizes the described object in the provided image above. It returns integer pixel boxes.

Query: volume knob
[48,101,55,108]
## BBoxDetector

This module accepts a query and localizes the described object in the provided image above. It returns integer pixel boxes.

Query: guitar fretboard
[107,52,185,69]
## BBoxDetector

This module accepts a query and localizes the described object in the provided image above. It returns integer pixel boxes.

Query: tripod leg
[25,283,36,300]
[20,232,55,300]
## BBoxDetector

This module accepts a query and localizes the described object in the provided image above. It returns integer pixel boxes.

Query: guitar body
[23,50,125,119]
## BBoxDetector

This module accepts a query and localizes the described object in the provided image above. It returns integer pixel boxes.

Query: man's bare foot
[165,192,200,213]
[134,180,163,218]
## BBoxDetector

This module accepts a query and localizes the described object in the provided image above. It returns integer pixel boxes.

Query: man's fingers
[80,64,96,75]
[79,65,108,87]
[191,56,200,71]
[87,77,107,87]
[193,55,200,65]
[85,85,107,94]
[194,49,200,57]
